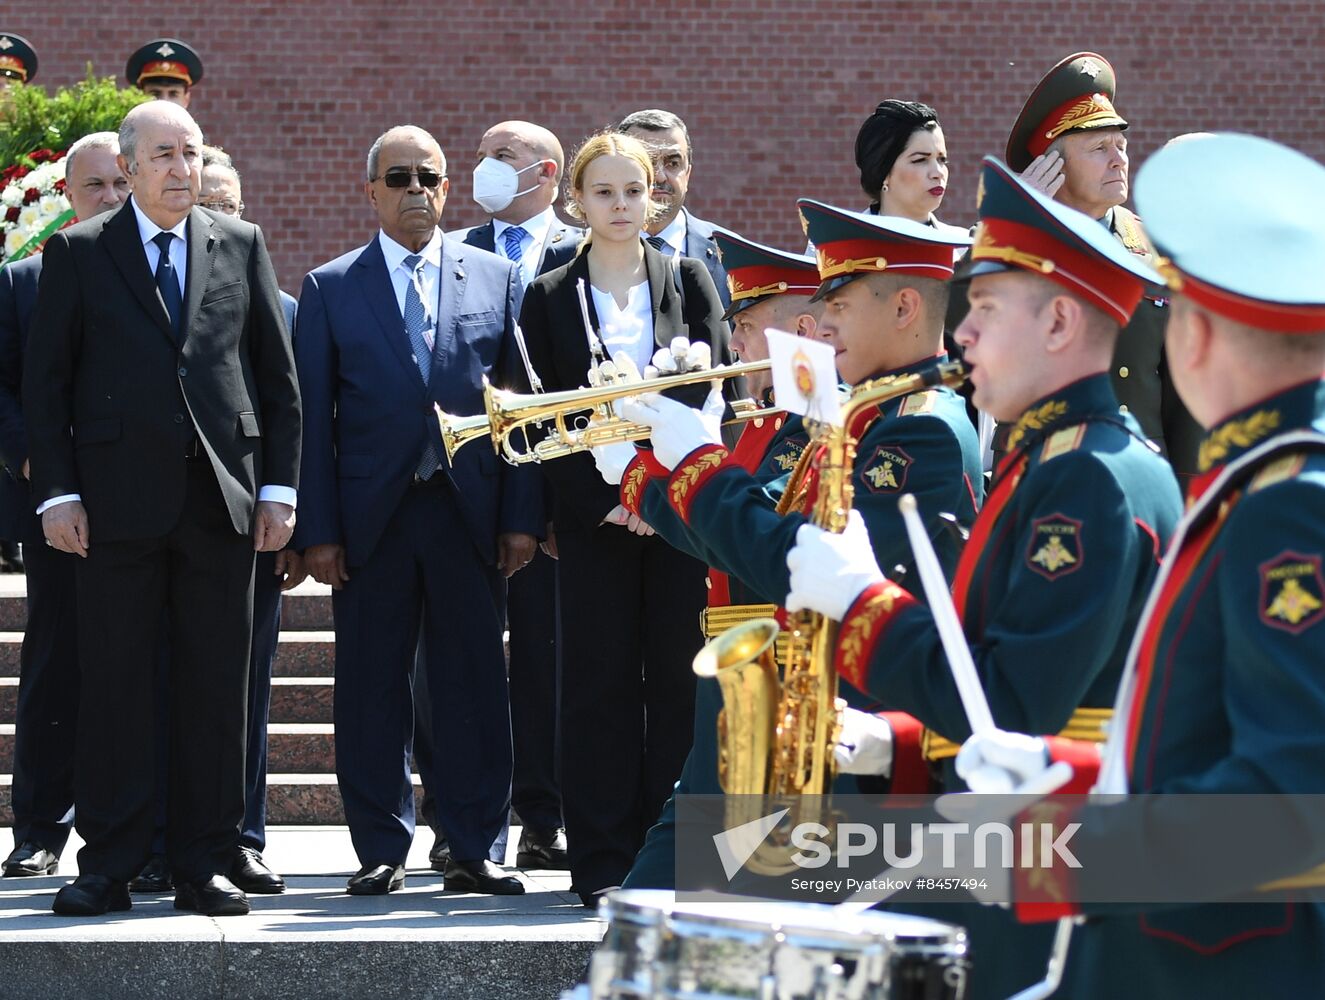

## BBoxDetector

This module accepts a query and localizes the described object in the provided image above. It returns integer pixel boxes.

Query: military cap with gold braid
[1006,51,1128,173]
[0,33,38,84]
[126,38,204,89]
[797,198,971,303]
[1136,133,1325,334]
[965,156,1160,327]
[712,228,820,321]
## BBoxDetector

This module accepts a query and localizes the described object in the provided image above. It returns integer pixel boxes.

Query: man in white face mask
[416,121,580,877]
[455,120,581,288]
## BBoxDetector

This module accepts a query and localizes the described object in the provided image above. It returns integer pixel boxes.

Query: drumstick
[898,493,995,736]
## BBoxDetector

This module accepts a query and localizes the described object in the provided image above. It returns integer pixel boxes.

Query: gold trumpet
[435,360,773,465]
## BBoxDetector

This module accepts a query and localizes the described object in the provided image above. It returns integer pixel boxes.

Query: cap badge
[1079,58,1101,79]
[0,37,12,51]
[156,43,176,57]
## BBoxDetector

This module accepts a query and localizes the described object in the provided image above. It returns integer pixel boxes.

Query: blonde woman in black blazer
[516,132,729,906]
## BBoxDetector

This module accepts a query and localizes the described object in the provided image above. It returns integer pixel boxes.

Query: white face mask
[471,157,546,214]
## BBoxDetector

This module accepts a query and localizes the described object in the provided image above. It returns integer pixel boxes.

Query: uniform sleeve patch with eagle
[1259,551,1324,635]
[1026,513,1084,580]
[860,444,913,493]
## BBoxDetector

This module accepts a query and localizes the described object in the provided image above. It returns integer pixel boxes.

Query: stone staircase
[0,576,409,826]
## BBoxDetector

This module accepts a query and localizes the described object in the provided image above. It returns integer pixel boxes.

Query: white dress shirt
[378,227,443,352]
[650,210,688,258]
[38,200,297,515]
[493,207,555,289]
[591,280,655,374]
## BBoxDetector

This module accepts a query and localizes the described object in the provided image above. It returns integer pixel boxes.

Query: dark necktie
[153,231,183,337]
[402,253,440,480]
[645,234,669,254]
[502,225,527,264]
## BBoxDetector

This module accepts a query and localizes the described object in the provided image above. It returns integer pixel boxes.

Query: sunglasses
[378,168,443,189]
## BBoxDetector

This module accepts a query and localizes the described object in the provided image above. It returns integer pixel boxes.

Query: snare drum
[588,889,969,999]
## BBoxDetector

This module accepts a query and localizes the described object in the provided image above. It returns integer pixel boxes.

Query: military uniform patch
[1259,551,1325,635]
[1026,513,1084,580]
[860,444,912,493]
[769,440,804,473]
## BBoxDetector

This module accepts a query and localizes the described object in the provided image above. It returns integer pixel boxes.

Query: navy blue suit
[294,233,541,865]
[681,212,730,314]
[0,254,79,858]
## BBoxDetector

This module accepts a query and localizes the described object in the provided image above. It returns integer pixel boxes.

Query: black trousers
[73,461,255,882]
[556,523,706,894]
[9,506,78,854]
[241,549,282,852]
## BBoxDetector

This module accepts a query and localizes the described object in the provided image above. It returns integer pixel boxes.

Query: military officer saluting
[125,39,203,108]
[594,230,817,890]
[1009,51,1203,480]
[957,133,1325,1000]
[0,33,37,85]
[785,158,1183,999]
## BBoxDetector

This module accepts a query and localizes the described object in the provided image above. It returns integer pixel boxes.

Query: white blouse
[591,279,655,374]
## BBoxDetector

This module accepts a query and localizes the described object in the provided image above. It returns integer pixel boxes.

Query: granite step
[268,677,333,724]
[0,630,335,678]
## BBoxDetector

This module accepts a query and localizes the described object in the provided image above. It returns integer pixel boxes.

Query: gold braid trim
[668,447,727,517]
[1198,410,1281,473]
[1006,400,1070,453]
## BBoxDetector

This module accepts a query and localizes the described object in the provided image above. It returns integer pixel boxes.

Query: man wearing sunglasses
[293,125,542,897]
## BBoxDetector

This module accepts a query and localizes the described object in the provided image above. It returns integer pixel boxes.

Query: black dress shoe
[577,884,620,910]
[346,863,405,895]
[175,874,250,916]
[129,854,173,893]
[516,827,569,870]
[2,841,59,877]
[428,832,451,873]
[52,874,131,916]
[443,858,525,896]
[229,846,285,894]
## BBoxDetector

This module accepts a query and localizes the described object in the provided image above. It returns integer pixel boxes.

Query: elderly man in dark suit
[616,109,730,314]
[23,101,301,917]
[413,120,580,874]
[295,125,541,897]
[0,132,129,880]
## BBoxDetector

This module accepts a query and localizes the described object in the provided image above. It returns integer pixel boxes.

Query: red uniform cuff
[666,445,730,525]
[834,581,916,693]
[1013,798,1085,922]
[1044,736,1100,794]
[879,711,933,794]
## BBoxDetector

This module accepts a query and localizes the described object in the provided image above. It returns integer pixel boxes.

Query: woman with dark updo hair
[854,99,967,237]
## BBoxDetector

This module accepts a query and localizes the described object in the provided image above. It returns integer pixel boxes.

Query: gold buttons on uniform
[705,578,713,589]
[754,418,764,428]
[1118,366,1130,378]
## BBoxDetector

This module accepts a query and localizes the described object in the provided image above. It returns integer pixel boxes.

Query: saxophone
[695,360,970,805]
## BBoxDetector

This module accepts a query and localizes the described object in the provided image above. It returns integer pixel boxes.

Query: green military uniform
[817,158,1182,1000]
[622,211,984,890]
[1006,50,1202,480]
[1015,132,1325,1000]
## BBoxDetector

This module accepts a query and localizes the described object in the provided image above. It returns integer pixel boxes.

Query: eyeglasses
[376,168,444,189]
[199,200,243,216]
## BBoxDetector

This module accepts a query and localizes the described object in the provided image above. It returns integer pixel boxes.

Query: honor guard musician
[957,133,1325,1000]
[125,38,203,108]
[0,33,37,85]
[594,231,818,890]
[786,158,1183,999]
[616,205,984,887]
[1007,51,1203,479]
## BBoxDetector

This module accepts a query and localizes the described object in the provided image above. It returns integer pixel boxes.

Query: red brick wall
[13,2,1325,291]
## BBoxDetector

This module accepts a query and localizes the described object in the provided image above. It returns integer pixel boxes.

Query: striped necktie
[502,225,527,264]
[646,234,669,254]
[402,253,440,479]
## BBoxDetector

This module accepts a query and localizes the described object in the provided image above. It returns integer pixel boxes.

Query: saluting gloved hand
[834,709,894,776]
[955,730,1051,795]
[618,384,725,471]
[785,510,885,620]
[592,441,638,486]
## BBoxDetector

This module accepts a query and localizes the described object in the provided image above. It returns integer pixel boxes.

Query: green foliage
[0,66,149,169]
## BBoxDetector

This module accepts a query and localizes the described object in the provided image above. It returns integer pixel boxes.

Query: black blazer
[517,241,730,532]
[456,216,583,277]
[22,200,302,542]
[683,211,731,313]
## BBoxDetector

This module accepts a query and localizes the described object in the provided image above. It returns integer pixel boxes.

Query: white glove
[646,336,712,378]
[834,709,894,776]
[618,385,725,470]
[785,509,885,620]
[955,730,1051,794]
[592,441,638,486]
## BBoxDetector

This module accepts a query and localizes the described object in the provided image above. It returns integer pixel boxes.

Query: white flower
[4,228,27,258]
[0,185,22,208]
[17,205,42,230]
[39,194,64,217]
